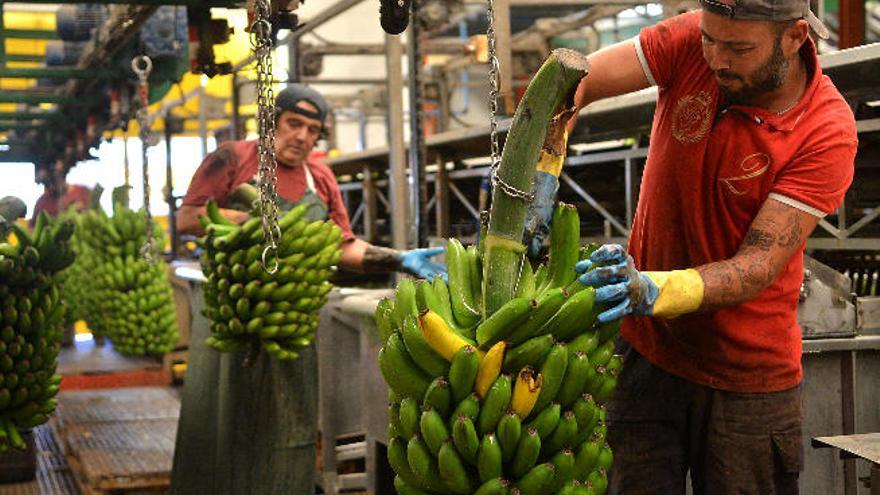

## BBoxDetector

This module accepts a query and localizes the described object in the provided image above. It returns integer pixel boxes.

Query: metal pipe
[385,33,408,251]
[287,35,300,82]
[165,120,178,259]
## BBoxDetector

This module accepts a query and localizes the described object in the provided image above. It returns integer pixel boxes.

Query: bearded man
[561,0,857,492]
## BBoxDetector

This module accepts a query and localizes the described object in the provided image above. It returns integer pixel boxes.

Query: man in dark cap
[548,0,857,492]
[178,84,445,280]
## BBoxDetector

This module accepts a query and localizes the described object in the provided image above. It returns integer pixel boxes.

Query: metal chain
[250,1,281,274]
[485,0,534,203]
[132,55,156,263]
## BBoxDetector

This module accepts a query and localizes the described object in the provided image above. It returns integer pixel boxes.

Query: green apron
[171,163,328,495]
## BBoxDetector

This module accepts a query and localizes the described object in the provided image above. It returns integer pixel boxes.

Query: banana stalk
[483,48,589,317]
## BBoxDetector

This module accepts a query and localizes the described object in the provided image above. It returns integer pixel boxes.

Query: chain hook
[252,0,283,275]
[131,54,157,263]
[131,55,152,82]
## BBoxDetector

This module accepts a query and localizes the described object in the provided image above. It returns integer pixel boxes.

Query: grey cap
[700,0,829,39]
[275,84,328,125]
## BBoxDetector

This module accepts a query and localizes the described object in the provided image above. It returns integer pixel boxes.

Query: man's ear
[784,19,809,55]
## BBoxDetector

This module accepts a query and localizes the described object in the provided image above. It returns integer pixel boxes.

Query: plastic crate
[0,429,36,484]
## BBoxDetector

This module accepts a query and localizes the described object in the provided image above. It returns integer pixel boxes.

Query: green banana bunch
[0,215,73,453]
[198,200,342,361]
[378,203,623,494]
[58,203,178,356]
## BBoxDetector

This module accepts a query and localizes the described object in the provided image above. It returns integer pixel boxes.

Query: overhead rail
[328,42,880,176]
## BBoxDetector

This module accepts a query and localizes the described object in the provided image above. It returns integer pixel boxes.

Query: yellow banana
[475,341,506,399]
[418,310,483,361]
[511,366,542,419]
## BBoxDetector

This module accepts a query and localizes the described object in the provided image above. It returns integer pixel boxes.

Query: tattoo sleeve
[696,199,812,310]
[362,245,402,273]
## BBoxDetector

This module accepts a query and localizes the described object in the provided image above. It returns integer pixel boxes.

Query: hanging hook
[131,55,153,82]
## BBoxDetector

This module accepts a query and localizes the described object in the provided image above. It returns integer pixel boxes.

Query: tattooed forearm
[362,245,402,273]
[696,199,814,310]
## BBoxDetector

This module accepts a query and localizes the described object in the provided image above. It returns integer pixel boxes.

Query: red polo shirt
[182,140,356,242]
[623,11,857,392]
[31,184,91,225]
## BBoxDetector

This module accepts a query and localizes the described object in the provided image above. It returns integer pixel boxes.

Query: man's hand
[576,244,658,322]
[576,244,704,322]
[399,247,448,282]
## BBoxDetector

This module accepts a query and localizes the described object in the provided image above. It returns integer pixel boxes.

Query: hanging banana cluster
[57,208,97,328]
[198,200,342,361]
[72,204,179,356]
[378,203,620,495]
[0,213,75,452]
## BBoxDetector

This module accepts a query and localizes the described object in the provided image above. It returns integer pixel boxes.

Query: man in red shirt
[178,84,446,280]
[31,179,92,226]
[569,0,857,492]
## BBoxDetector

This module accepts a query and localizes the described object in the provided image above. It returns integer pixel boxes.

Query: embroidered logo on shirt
[671,91,713,145]
[719,152,771,195]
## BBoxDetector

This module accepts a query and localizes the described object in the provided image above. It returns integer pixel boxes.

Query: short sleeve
[323,177,357,243]
[181,143,239,207]
[636,11,703,89]
[770,115,857,216]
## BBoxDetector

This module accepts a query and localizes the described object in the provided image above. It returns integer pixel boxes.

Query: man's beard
[717,37,789,106]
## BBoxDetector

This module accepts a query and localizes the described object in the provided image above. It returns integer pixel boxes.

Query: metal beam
[0,123,42,131]
[494,0,514,113]
[0,112,53,120]
[560,172,629,236]
[300,39,464,56]
[0,54,44,63]
[385,33,408,251]
[806,238,880,250]
[448,181,481,221]
[290,0,364,41]
[0,93,73,104]
[228,0,364,74]
[0,67,111,79]
[0,28,57,40]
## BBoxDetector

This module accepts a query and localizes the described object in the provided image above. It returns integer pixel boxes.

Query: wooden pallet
[53,387,180,432]
[65,418,177,494]
[52,387,180,494]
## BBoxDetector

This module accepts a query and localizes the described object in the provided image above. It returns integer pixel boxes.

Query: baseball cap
[699,0,830,39]
[275,84,328,125]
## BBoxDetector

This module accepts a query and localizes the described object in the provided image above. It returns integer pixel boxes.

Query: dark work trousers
[606,339,803,495]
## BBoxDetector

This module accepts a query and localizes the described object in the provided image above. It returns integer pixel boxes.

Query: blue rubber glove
[400,247,448,282]
[575,244,659,323]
